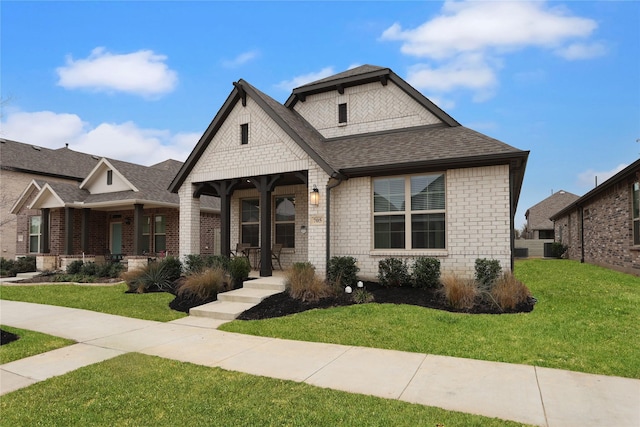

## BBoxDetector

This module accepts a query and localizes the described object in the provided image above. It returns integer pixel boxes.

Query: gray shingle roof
[295,65,387,88]
[526,190,580,230]
[0,138,100,179]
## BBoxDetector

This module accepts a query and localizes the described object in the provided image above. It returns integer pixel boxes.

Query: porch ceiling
[194,171,308,197]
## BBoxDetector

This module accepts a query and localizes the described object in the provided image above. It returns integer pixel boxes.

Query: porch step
[16,272,40,279]
[188,275,286,321]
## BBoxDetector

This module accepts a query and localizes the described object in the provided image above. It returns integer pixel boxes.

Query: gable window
[29,216,41,253]
[240,123,249,145]
[107,170,113,185]
[241,199,260,246]
[373,174,446,250]
[154,215,166,252]
[633,182,640,245]
[275,196,295,248]
[338,103,348,124]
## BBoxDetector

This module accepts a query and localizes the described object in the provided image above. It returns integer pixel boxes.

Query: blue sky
[2,1,639,228]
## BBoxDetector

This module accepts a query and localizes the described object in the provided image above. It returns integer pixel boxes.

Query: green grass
[0,353,531,427]
[0,325,75,364]
[221,259,640,378]
[0,283,186,322]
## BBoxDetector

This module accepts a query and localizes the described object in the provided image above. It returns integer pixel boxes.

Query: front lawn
[0,353,530,427]
[0,325,75,364]
[221,260,640,378]
[0,283,186,322]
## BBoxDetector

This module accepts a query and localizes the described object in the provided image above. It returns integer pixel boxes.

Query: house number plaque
[310,215,325,225]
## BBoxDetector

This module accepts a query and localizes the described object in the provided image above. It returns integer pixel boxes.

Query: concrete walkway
[1,300,638,426]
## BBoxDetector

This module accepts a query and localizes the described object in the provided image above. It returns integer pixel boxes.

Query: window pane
[374,215,405,249]
[242,224,259,247]
[30,216,41,234]
[155,215,166,234]
[411,174,445,211]
[633,182,640,220]
[242,199,260,222]
[635,221,640,246]
[29,236,39,253]
[374,178,405,212]
[275,197,295,221]
[142,216,151,234]
[154,235,166,252]
[412,213,445,249]
[276,223,295,248]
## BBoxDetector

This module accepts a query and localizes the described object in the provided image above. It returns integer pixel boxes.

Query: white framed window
[107,170,113,185]
[154,215,166,252]
[29,216,41,253]
[274,196,295,248]
[141,216,151,254]
[373,173,446,249]
[241,199,260,247]
[633,182,640,245]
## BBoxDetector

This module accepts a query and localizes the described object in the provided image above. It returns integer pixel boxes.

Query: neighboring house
[524,190,579,239]
[550,159,640,276]
[8,139,220,271]
[0,138,101,260]
[170,65,529,279]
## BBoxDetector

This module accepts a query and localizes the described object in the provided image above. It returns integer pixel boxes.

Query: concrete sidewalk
[1,300,638,426]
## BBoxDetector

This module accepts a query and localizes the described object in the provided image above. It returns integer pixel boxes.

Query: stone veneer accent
[554,174,640,275]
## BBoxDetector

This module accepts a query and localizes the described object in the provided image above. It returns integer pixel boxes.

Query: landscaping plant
[474,258,502,291]
[378,257,410,287]
[177,267,227,301]
[411,257,440,288]
[439,273,478,310]
[228,256,250,288]
[285,262,332,302]
[327,256,360,288]
[0,256,36,277]
[490,272,532,311]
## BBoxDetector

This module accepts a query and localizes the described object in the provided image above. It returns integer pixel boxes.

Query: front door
[110,222,123,254]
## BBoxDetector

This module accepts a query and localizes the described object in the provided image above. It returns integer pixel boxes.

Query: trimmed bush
[286,262,332,303]
[184,254,206,275]
[177,267,226,301]
[549,242,568,258]
[327,256,359,288]
[490,272,533,310]
[228,256,250,287]
[206,255,230,272]
[378,258,410,287]
[474,258,502,291]
[0,256,36,277]
[412,257,441,288]
[440,274,478,310]
[66,260,84,275]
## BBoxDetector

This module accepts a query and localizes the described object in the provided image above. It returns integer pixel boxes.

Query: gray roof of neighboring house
[525,190,580,231]
[0,138,100,180]
[550,159,640,221]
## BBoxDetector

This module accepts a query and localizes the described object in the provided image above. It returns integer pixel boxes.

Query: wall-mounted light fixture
[310,185,320,206]
[125,217,132,225]
[300,225,307,234]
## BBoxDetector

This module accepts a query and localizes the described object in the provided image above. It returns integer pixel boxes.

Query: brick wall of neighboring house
[200,212,221,255]
[555,174,640,275]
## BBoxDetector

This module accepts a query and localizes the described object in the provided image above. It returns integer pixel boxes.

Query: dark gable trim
[285,68,460,128]
[550,158,640,221]
[1,166,85,182]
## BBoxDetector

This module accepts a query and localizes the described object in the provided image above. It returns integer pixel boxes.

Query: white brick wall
[329,165,512,280]
[294,81,442,138]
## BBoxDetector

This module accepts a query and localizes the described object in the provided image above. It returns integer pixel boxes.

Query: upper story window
[633,182,639,245]
[107,170,113,185]
[373,173,446,250]
[240,123,249,145]
[338,103,348,124]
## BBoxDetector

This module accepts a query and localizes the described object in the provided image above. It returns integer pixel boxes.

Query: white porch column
[179,183,200,261]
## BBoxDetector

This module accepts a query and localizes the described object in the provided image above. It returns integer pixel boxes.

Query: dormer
[79,158,138,194]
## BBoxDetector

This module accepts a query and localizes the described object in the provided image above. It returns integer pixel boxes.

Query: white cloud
[555,41,607,60]
[381,1,603,101]
[222,50,259,68]
[1,110,195,166]
[56,47,178,97]
[577,163,628,188]
[275,67,335,91]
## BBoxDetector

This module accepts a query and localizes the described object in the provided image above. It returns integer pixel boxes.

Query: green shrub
[351,288,374,304]
[102,262,125,278]
[206,255,230,271]
[140,262,173,292]
[159,256,183,282]
[80,262,100,276]
[66,260,84,275]
[474,258,502,291]
[228,256,250,287]
[440,274,478,310]
[177,267,226,300]
[286,262,332,302]
[412,257,441,288]
[549,242,568,258]
[378,258,410,287]
[327,256,359,288]
[184,254,206,275]
[0,257,36,277]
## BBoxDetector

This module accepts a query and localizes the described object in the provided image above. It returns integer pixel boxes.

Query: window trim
[240,123,249,145]
[107,170,113,185]
[633,181,640,246]
[338,103,347,124]
[274,195,295,249]
[240,198,260,246]
[154,215,166,253]
[29,215,42,254]
[372,173,447,251]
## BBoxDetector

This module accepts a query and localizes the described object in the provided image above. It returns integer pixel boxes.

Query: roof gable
[10,180,42,214]
[80,159,138,194]
[525,190,580,230]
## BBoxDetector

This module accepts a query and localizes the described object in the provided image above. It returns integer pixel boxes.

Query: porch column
[179,183,201,261]
[249,175,280,277]
[64,207,74,255]
[209,179,238,258]
[41,208,50,254]
[81,208,90,254]
[133,204,144,255]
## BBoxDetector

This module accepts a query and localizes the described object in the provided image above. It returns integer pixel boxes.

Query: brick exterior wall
[293,81,442,138]
[330,165,512,280]
[555,173,640,275]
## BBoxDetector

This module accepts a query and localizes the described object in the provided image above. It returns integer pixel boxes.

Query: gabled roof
[10,180,44,214]
[550,159,640,221]
[525,190,580,231]
[0,138,100,180]
[80,158,139,192]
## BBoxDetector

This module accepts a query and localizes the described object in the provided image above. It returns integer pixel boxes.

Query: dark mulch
[237,281,535,320]
[1,328,19,346]
[10,273,121,284]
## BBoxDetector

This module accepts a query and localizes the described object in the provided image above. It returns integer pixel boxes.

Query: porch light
[310,185,320,206]
[300,225,307,234]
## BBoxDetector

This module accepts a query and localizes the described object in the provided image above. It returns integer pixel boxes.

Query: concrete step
[189,301,256,320]
[243,277,286,292]
[218,287,281,304]
[16,271,40,279]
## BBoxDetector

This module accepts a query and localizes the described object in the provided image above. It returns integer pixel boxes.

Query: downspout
[325,175,345,277]
[579,205,585,263]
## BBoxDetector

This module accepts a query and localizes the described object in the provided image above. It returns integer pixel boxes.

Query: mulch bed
[0,329,19,346]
